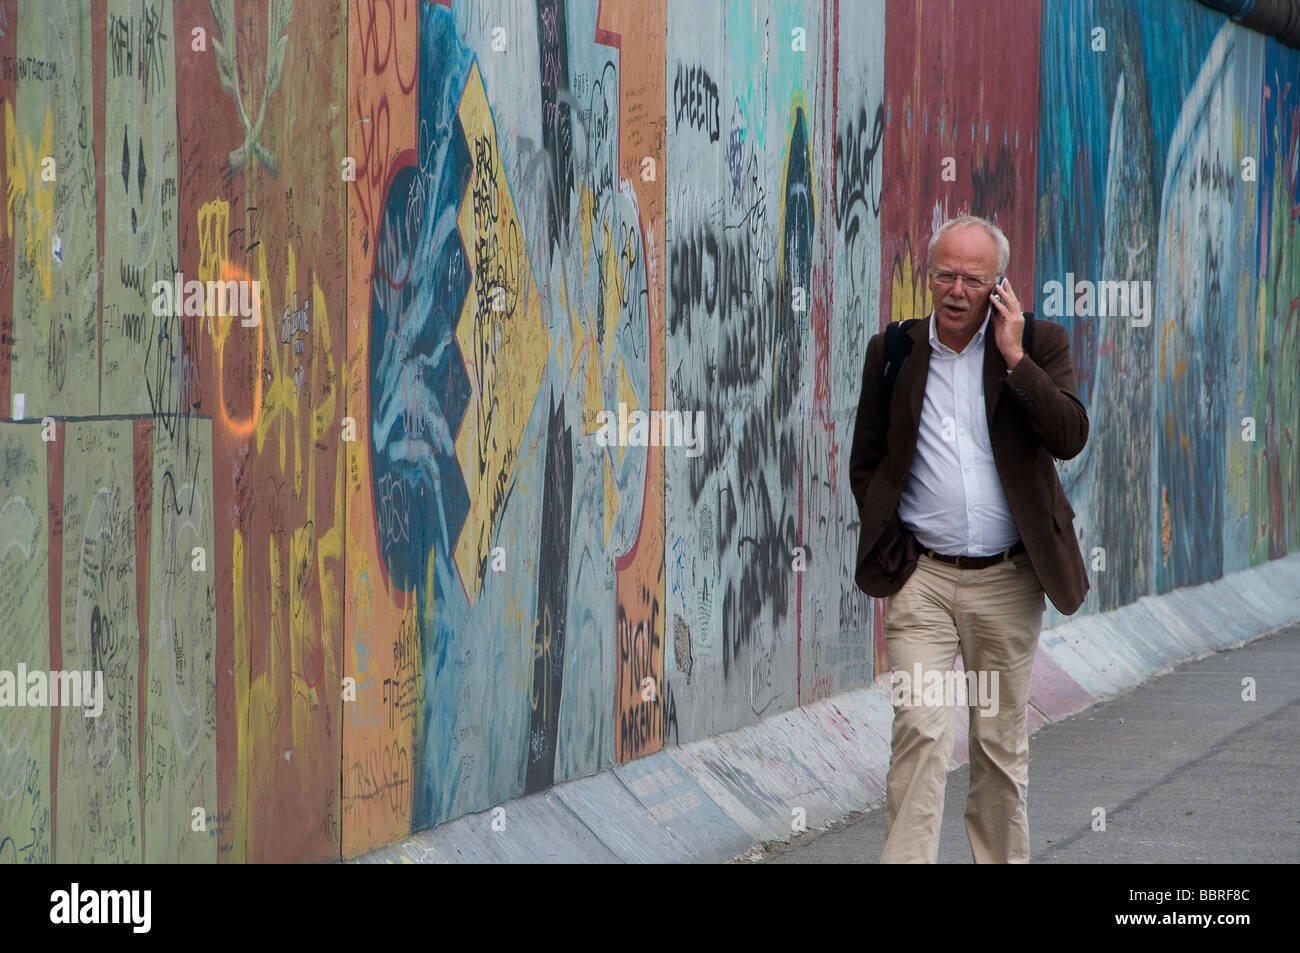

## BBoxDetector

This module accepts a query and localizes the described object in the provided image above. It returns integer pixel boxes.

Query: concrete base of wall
[352,552,1300,864]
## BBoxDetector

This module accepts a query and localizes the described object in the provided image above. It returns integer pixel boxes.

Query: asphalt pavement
[743,624,1300,863]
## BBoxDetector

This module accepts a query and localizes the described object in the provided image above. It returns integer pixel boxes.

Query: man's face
[927,225,1000,345]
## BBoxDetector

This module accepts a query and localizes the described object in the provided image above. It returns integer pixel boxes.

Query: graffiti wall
[1035,0,1295,622]
[0,0,1295,862]
[663,0,883,746]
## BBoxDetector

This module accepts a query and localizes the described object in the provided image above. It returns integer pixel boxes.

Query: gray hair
[926,214,1010,274]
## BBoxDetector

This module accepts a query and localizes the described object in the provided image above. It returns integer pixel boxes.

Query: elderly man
[849,214,1090,863]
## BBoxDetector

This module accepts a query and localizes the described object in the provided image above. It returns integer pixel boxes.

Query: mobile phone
[988,274,1006,320]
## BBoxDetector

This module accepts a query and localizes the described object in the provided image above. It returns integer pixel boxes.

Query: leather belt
[923,540,1025,570]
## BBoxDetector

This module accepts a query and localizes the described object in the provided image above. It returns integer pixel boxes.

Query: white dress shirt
[895,311,1021,557]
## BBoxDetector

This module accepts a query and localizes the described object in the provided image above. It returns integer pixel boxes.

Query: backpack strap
[882,319,919,416]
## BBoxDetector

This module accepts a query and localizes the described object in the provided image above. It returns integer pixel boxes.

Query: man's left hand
[989,276,1026,369]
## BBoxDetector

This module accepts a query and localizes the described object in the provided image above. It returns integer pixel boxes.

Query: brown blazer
[848,315,1091,615]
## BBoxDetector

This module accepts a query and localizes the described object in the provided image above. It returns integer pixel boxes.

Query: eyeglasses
[930,271,995,290]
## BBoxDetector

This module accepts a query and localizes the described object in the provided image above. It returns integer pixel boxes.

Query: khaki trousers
[880,548,1046,863]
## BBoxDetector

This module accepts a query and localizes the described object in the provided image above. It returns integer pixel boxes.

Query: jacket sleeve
[848,328,888,515]
[1003,320,1090,460]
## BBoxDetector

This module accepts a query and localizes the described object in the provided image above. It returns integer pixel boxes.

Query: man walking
[848,214,1090,863]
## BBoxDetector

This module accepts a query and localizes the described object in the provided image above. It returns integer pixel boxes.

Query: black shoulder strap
[882,319,919,415]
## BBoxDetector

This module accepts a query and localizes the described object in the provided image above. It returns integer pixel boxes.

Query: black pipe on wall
[1197,0,1300,48]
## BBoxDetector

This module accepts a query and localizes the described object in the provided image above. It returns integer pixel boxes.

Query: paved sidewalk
[744,625,1300,864]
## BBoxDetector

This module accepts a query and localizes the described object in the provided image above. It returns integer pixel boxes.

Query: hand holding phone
[987,275,1027,368]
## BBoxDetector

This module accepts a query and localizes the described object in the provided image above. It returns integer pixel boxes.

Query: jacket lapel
[900,318,932,454]
[983,321,1008,428]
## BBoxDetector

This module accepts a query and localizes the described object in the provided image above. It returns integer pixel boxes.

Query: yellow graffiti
[529,605,558,718]
[4,102,56,299]
[259,251,342,738]
[891,234,932,324]
[206,191,344,850]
[560,190,605,437]
[452,61,548,605]
[196,201,233,323]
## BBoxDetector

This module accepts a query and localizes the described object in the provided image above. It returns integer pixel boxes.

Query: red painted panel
[875,0,1043,677]
[880,0,1042,325]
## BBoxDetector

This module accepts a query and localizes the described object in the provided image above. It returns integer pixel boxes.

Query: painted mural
[0,0,1294,863]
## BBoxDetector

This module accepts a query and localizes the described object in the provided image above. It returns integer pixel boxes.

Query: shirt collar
[928,308,990,354]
